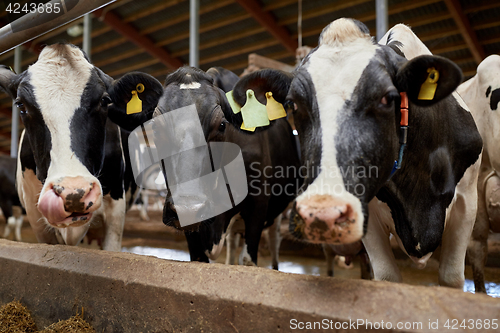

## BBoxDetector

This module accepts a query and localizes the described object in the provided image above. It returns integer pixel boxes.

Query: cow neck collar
[389,92,409,179]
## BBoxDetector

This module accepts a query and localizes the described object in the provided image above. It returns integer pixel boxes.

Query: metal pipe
[0,0,116,55]
[376,0,388,42]
[189,0,199,68]
[83,13,92,61]
[11,46,21,158]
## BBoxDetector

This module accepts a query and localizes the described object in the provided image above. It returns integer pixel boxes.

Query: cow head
[0,44,162,243]
[233,18,462,245]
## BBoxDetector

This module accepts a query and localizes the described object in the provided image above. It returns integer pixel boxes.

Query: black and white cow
[459,54,500,293]
[206,19,480,288]
[109,66,301,266]
[0,156,23,240]
[0,44,157,250]
[363,23,482,288]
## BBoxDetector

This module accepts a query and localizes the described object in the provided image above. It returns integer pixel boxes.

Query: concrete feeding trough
[0,239,499,332]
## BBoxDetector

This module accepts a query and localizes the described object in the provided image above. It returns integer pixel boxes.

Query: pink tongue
[38,190,71,224]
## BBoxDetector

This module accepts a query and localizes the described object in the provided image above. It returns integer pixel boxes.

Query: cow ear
[206,67,239,93]
[107,72,163,131]
[395,55,463,106]
[0,65,19,99]
[232,69,293,106]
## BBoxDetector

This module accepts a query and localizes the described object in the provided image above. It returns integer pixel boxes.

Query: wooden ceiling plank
[444,0,485,63]
[200,38,279,65]
[472,17,500,31]
[141,0,236,35]
[107,58,160,77]
[94,10,183,69]
[170,26,267,58]
[123,0,186,23]
[464,0,500,14]
[234,0,297,53]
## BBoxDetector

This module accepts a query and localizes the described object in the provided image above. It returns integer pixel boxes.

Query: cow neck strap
[389,92,409,178]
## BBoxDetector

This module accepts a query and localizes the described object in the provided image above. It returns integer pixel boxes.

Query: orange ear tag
[418,68,439,100]
[265,92,287,120]
[127,83,145,115]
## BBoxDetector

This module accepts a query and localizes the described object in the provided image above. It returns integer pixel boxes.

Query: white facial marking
[297,20,377,232]
[180,82,201,90]
[28,45,101,201]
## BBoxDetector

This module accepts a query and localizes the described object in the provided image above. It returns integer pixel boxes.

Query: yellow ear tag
[226,90,241,114]
[126,83,145,115]
[240,89,270,128]
[418,68,439,100]
[240,120,256,132]
[265,92,287,120]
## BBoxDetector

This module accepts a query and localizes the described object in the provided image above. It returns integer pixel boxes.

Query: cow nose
[295,194,360,244]
[52,176,102,213]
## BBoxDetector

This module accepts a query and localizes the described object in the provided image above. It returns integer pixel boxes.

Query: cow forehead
[305,38,379,110]
[27,45,93,122]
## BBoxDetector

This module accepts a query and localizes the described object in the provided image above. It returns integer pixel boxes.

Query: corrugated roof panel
[100,52,154,74]
[133,2,190,32]
[92,41,139,65]
[200,31,274,60]
[115,0,169,19]
[199,18,258,44]
[485,41,500,55]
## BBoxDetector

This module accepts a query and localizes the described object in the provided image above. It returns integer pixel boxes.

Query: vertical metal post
[189,0,199,68]
[11,46,21,158]
[83,13,92,61]
[376,0,388,42]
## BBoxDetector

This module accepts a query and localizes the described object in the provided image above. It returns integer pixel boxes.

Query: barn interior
[0,0,500,331]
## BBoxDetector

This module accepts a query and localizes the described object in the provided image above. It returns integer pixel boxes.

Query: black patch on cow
[377,96,482,258]
[287,65,322,193]
[98,121,126,200]
[206,67,239,93]
[120,128,138,206]
[19,133,36,174]
[486,86,491,97]
[17,79,52,182]
[0,156,22,220]
[70,70,108,177]
[490,88,500,111]
[387,41,405,58]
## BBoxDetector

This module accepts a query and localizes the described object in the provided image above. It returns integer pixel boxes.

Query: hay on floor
[38,312,96,333]
[0,300,37,333]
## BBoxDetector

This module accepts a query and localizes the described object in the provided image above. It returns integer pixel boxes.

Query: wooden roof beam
[233,0,297,54]
[443,0,485,64]
[93,9,183,70]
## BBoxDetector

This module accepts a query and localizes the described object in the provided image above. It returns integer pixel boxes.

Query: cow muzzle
[163,195,208,231]
[290,194,363,244]
[38,176,102,227]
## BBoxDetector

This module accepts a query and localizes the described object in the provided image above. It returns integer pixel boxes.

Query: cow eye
[381,91,398,106]
[15,100,26,113]
[219,121,227,132]
[101,95,112,107]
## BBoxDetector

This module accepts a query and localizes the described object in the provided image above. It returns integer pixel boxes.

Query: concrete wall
[0,239,499,332]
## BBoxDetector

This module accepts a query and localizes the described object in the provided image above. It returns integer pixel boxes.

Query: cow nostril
[52,184,64,196]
